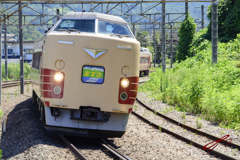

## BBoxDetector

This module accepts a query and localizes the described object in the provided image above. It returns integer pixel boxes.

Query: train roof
[140,47,152,55]
[63,12,127,24]
[140,51,152,55]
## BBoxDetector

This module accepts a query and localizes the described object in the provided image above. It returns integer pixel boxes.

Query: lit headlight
[54,72,64,82]
[121,78,129,88]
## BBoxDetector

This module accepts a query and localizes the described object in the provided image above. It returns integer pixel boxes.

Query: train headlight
[54,72,63,82]
[120,92,128,100]
[121,78,129,88]
[53,86,62,95]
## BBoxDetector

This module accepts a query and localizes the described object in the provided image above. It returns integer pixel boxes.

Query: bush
[2,62,31,80]
[176,13,197,62]
[205,0,240,42]
[139,33,240,130]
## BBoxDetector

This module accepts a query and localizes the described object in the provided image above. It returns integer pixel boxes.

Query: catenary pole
[0,2,2,106]
[170,24,173,68]
[19,1,24,94]
[162,0,166,72]
[185,2,188,18]
[4,14,7,79]
[57,8,60,21]
[212,0,218,64]
[201,5,204,29]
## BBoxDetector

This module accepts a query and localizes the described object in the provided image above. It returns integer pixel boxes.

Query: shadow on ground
[0,98,119,159]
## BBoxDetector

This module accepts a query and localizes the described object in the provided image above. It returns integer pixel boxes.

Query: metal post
[201,5,204,29]
[57,9,60,21]
[162,1,166,72]
[4,14,7,79]
[121,3,122,14]
[42,4,44,24]
[212,0,218,64]
[131,15,133,30]
[0,2,2,105]
[18,1,24,94]
[185,2,188,18]
[170,24,173,68]
[153,26,156,68]
[153,14,156,67]
[133,23,135,36]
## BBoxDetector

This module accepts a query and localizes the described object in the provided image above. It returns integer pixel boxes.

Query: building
[1,34,34,62]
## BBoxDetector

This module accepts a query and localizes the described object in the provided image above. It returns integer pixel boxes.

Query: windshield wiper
[68,29,81,34]
[121,35,130,38]
[110,34,130,38]
[57,29,70,33]
[110,34,121,37]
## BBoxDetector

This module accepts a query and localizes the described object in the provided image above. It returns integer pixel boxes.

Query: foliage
[139,33,240,130]
[1,7,42,41]
[2,63,31,80]
[205,0,240,42]
[136,31,149,47]
[177,13,197,62]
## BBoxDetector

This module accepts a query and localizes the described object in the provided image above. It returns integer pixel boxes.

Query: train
[139,47,152,76]
[31,12,140,138]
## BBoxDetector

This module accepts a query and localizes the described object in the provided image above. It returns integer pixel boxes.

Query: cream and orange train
[139,47,152,76]
[31,12,140,138]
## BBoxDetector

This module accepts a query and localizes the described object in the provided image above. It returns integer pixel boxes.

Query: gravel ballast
[0,83,239,159]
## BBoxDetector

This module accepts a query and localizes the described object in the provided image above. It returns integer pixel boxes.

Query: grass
[2,62,31,80]
[181,112,186,119]
[196,118,202,129]
[27,82,30,93]
[154,109,157,115]
[139,32,240,130]
[134,105,138,111]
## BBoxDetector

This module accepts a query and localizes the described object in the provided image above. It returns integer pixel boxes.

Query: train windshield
[98,20,133,38]
[54,19,95,33]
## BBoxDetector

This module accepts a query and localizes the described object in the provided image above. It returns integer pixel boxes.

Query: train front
[42,12,140,137]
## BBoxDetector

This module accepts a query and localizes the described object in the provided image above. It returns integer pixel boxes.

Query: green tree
[176,13,197,62]
[136,31,149,47]
[205,0,240,42]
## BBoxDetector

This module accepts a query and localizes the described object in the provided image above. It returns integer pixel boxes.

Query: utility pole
[170,24,173,68]
[42,4,44,24]
[133,23,135,36]
[212,0,218,64]
[153,14,156,68]
[4,14,7,79]
[162,0,166,72]
[201,5,204,29]
[57,9,60,21]
[185,2,188,18]
[0,2,2,105]
[19,1,24,94]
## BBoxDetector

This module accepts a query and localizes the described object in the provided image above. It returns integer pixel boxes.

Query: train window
[32,52,41,70]
[55,19,95,33]
[98,20,133,38]
[140,57,149,63]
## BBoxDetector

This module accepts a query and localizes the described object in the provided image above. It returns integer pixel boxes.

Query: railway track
[59,135,131,160]
[2,79,31,88]
[134,97,240,160]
